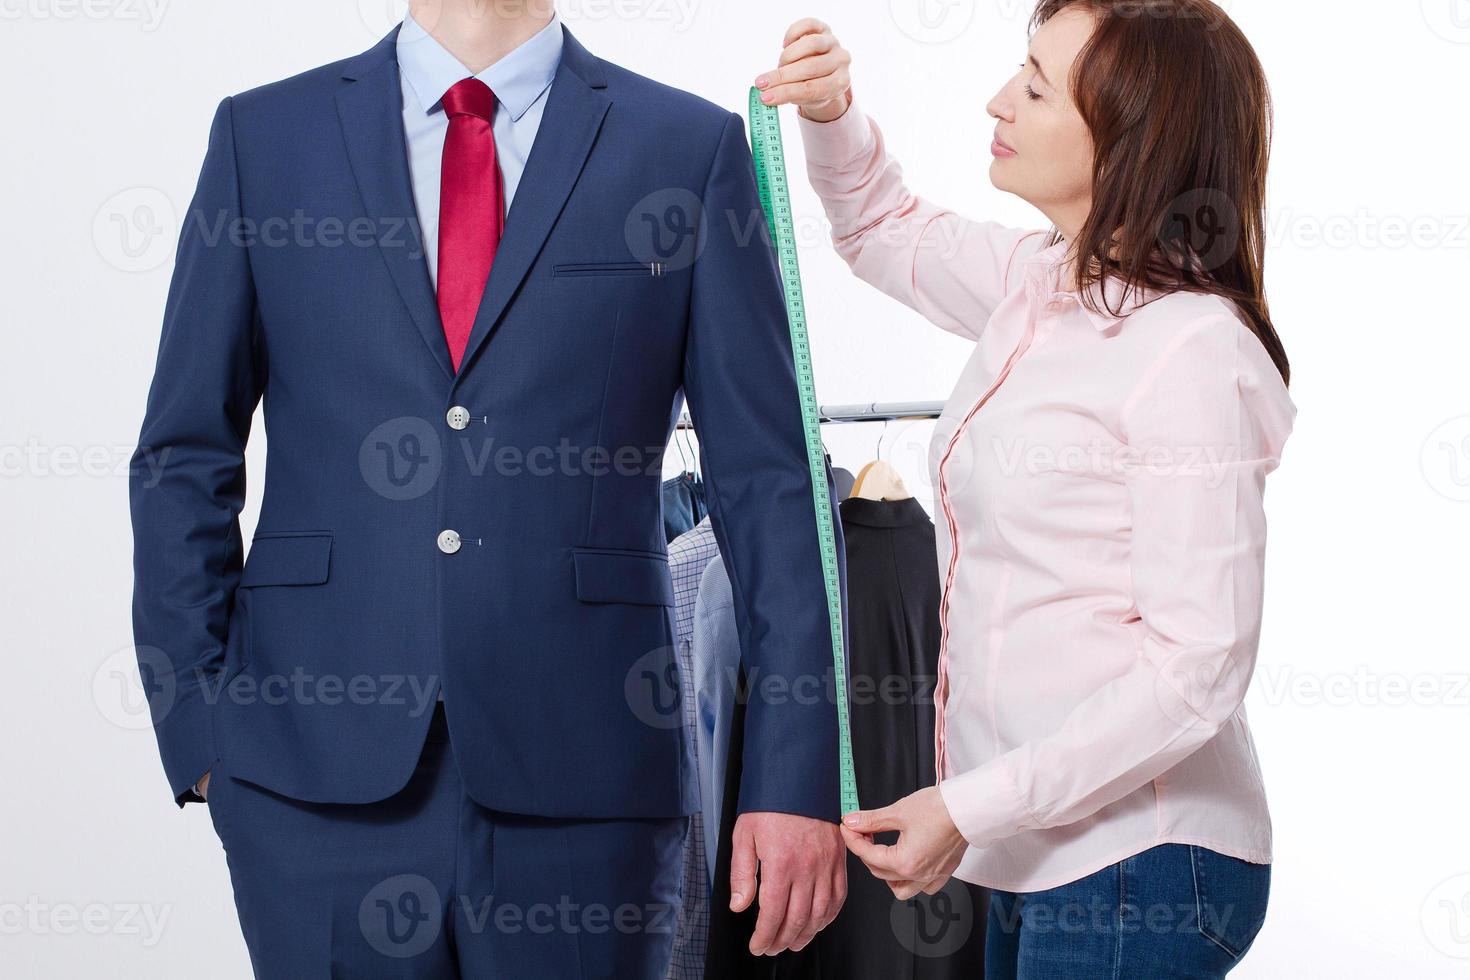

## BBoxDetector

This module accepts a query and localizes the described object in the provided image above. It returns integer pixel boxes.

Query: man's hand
[196,771,212,801]
[730,811,846,955]
[841,787,968,901]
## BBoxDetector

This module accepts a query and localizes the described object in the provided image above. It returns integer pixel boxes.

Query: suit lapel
[332,24,611,383]
[335,27,456,381]
[454,26,611,379]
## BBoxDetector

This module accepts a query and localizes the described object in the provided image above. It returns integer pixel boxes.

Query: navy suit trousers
[207,704,687,978]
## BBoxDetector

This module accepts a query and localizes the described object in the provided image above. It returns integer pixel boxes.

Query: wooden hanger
[850,459,911,501]
[848,420,912,501]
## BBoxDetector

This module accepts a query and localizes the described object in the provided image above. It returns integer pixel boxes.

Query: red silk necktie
[437,77,504,373]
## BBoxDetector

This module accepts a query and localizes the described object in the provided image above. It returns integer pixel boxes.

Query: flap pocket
[571,547,674,606]
[240,533,333,588]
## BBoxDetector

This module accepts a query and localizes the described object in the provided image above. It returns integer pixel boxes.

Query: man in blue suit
[128,2,849,975]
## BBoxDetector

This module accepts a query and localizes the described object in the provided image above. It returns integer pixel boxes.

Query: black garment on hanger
[825,495,988,977]
[706,495,986,978]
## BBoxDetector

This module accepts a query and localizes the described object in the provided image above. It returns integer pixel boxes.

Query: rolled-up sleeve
[936,314,1296,848]
[796,91,1042,342]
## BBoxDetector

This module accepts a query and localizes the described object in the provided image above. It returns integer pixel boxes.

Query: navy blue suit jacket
[129,24,847,823]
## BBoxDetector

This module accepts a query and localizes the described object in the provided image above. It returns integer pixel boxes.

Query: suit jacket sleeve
[681,110,845,824]
[128,96,264,807]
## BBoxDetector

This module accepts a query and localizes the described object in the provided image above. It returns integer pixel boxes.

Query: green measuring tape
[747,87,859,818]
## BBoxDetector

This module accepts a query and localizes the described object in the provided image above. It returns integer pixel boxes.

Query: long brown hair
[1031,0,1290,385]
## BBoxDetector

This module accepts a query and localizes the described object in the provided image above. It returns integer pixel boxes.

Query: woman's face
[986,7,1096,234]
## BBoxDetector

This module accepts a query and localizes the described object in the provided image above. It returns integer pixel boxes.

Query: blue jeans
[984,843,1270,979]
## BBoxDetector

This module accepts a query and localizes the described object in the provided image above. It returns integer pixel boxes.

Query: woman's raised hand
[755,18,853,123]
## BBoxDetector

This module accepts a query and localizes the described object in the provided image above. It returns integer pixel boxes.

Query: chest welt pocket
[552,261,668,278]
[240,533,334,587]
[571,547,674,606]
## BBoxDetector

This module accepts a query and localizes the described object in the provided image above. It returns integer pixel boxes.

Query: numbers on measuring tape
[748,87,859,817]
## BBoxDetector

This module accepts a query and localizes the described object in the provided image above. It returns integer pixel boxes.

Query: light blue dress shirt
[396,10,563,289]
[692,540,741,886]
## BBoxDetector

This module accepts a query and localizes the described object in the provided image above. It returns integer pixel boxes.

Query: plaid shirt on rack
[667,516,720,979]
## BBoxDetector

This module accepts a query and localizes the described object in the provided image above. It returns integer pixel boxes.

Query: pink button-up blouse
[797,97,1296,892]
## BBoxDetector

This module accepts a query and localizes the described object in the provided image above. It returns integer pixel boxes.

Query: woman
[756,1,1293,975]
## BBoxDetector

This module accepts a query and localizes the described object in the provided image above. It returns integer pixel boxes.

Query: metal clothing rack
[674,400,945,430]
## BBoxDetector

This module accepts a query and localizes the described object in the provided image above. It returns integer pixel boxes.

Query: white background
[3,0,1469,976]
